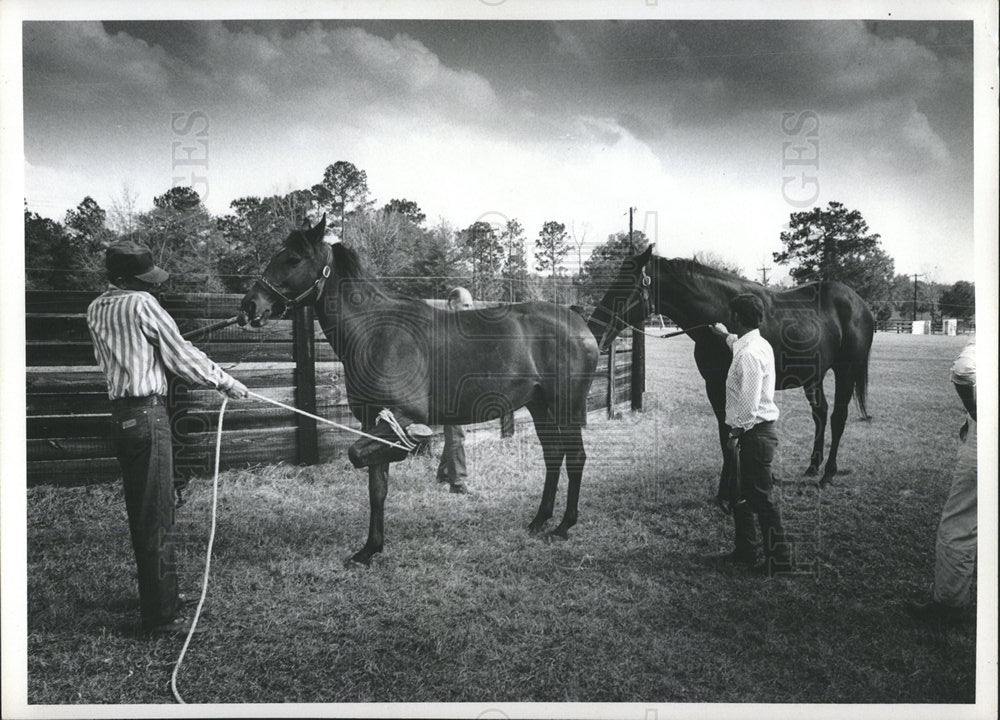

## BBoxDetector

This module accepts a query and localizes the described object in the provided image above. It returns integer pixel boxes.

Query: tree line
[24,161,974,322]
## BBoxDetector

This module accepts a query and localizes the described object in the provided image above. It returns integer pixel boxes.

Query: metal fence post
[293,304,319,464]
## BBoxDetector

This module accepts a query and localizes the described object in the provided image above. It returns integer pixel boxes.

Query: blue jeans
[111,401,180,629]
[732,421,790,566]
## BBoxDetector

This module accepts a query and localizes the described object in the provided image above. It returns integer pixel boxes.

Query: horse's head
[588,244,654,353]
[240,215,331,327]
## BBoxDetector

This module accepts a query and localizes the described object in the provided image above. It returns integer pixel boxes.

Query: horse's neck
[312,280,371,359]
[654,260,743,327]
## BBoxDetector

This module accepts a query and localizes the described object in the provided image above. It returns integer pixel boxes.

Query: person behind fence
[436,286,474,494]
[86,242,248,636]
[710,294,794,577]
[907,336,977,623]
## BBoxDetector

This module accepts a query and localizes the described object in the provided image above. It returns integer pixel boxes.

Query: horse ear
[311,214,327,241]
[639,244,654,263]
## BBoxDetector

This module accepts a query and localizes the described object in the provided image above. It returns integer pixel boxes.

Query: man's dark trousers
[111,399,181,630]
[732,420,790,569]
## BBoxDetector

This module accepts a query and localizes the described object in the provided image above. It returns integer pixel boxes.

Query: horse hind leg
[549,425,585,541]
[803,380,828,478]
[527,402,564,535]
[821,367,855,487]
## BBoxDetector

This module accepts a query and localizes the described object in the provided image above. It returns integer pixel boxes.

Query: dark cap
[105,242,169,284]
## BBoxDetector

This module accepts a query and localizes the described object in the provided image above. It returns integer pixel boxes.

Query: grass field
[24,332,978,705]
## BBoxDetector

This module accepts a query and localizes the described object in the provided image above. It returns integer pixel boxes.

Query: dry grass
[26,332,977,704]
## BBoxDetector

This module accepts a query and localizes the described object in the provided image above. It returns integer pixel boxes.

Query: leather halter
[595,266,652,336]
[255,244,332,316]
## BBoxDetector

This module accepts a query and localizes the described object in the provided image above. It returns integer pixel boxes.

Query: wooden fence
[875,318,975,334]
[26,291,639,486]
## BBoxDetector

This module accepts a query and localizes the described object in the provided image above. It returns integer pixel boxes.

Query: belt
[111,395,165,408]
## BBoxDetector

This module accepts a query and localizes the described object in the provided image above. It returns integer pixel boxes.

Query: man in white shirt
[908,336,977,623]
[711,294,792,577]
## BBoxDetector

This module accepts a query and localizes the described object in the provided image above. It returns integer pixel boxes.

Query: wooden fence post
[607,340,617,419]
[293,304,319,465]
[631,328,645,411]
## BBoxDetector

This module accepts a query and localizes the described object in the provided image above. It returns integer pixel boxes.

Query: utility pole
[628,206,644,412]
[758,263,771,286]
[628,206,636,252]
[911,273,925,322]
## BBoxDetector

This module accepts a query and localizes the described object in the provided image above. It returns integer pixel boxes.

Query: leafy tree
[24,203,73,290]
[938,280,975,321]
[344,207,426,285]
[837,246,896,321]
[499,219,533,302]
[403,220,470,299]
[311,161,371,237]
[534,220,569,276]
[216,192,313,292]
[381,198,426,227]
[459,220,505,300]
[773,202,894,298]
[63,196,117,289]
[890,274,937,318]
[153,186,202,212]
[574,230,648,305]
[136,187,225,292]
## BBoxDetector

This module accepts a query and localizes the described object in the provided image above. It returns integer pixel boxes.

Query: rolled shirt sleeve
[950,339,976,386]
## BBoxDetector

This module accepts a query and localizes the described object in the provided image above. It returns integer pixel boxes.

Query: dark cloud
[549,20,961,119]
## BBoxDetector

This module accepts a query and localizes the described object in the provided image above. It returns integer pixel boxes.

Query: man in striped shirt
[711,294,793,577]
[87,242,247,635]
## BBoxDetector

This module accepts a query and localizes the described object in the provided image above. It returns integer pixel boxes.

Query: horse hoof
[344,554,371,570]
[804,466,819,477]
[545,529,569,543]
[819,476,835,489]
[527,521,548,536]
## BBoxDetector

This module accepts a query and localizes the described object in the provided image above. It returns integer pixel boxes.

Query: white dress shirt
[724,329,780,431]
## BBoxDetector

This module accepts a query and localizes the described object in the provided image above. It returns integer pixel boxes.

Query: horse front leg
[346,462,389,568]
[704,377,731,481]
[550,426,585,541]
[803,381,828,478]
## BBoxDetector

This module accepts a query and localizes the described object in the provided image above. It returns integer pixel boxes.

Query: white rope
[245,389,411,451]
[171,395,227,704]
[169,390,417,702]
[375,408,417,451]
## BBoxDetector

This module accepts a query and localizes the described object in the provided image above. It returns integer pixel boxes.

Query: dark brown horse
[589,245,873,486]
[240,217,599,566]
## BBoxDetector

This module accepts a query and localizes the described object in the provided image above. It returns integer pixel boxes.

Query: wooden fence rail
[25,291,639,486]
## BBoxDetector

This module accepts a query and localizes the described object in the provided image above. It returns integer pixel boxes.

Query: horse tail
[851,300,875,422]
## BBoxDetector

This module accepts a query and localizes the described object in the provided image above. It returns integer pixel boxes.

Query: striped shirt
[724,329,780,431]
[86,286,236,400]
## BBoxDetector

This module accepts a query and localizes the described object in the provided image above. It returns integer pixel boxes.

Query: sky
[20,15,978,284]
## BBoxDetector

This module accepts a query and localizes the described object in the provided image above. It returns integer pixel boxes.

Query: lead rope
[170,390,414,702]
[171,396,227,704]
[624,322,711,339]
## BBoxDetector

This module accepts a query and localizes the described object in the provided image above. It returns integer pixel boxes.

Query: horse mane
[326,241,415,302]
[657,256,762,292]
